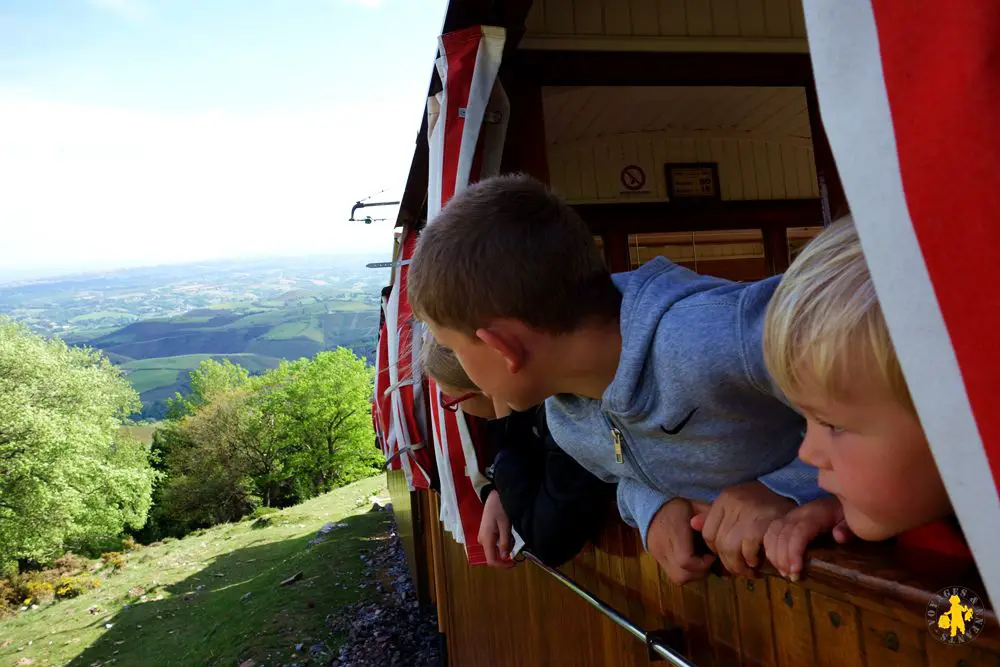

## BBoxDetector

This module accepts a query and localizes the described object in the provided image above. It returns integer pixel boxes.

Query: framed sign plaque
[665,163,720,201]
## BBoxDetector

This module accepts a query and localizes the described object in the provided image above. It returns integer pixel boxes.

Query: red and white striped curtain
[803,0,1000,606]
[424,25,509,564]
[374,226,433,491]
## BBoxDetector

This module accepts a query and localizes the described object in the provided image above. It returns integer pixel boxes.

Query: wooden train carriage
[379,1,1000,664]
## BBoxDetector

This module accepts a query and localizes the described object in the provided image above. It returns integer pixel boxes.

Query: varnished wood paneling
[860,609,926,667]
[707,575,744,666]
[810,593,864,667]
[735,577,779,666]
[769,578,816,667]
[548,132,818,204]
[395,494,1000,666]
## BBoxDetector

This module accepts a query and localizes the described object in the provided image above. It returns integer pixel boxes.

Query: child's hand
[763,496,853,581]
[478,490,515,569]
[647,498,716,585]
[690,481,796,577]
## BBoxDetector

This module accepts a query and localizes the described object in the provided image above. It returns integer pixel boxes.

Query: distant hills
[0,255,392,420]
[87,294,380,419]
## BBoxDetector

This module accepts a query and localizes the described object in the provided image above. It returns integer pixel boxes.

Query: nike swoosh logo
[661,407,698,435]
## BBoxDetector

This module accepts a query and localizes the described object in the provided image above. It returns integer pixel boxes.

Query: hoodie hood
[605,257,734,417]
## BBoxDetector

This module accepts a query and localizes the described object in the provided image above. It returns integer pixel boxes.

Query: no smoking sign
[620,164,648,193]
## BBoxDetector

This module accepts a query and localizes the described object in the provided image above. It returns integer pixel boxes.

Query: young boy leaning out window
[761,219,964,582]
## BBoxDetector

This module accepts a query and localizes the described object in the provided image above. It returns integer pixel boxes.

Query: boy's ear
[475,326,525,374]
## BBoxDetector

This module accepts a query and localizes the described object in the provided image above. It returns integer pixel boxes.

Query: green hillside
[0,476,390,667]
[93,293,380,419]
[121,354,283,395]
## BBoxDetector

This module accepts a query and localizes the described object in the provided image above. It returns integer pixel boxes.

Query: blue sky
[0,0,448,277]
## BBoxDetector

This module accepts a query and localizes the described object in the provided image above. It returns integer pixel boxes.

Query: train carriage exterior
[373,1,1000,664]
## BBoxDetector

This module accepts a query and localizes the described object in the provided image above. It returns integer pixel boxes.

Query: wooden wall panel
[548,132,818,204]
[395,492,1000,666]
[810,593,864,667]
[769,578,816,667]
[523,0,809,49]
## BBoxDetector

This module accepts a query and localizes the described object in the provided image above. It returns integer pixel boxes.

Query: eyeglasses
[440,391,479,412]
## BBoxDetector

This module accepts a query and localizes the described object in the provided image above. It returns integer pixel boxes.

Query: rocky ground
[327,507,442,667]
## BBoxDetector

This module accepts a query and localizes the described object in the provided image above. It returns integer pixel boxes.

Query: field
[0,476,390,667]
[0,256,388,419]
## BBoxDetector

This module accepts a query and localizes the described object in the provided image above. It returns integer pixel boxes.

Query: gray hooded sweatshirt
[544,257,824,548]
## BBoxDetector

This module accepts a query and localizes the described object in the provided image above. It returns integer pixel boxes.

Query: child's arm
[491,427,616,567]
[763,496,853,581]
[618,479,715,584]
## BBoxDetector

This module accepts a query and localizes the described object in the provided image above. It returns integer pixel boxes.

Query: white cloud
[87,0,150,22]
[0,92,418,272]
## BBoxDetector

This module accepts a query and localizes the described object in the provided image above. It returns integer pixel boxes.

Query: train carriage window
[628,230,767,282]
[787,226,825,264]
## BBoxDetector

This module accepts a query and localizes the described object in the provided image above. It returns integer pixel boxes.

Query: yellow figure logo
[927,587,985,645]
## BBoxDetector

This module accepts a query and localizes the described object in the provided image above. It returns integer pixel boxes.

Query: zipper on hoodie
[605,413,660,491]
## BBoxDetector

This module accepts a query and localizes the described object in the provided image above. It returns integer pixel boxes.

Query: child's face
[427,320,543,412]
[794,379,952,541]
[437,382,496,420]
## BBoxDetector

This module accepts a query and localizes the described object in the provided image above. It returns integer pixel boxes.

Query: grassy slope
[0,476,390,667]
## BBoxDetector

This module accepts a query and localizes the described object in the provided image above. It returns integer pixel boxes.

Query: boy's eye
[818,419,844,434]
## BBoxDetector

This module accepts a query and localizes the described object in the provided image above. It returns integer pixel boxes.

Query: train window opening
[628,229,767,282]
[787,225,825,264]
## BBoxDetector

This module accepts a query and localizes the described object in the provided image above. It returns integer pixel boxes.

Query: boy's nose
[798,426,831,469]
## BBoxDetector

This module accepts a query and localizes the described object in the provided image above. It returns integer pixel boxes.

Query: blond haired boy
[762,218,954,581]
[409,173,825,584]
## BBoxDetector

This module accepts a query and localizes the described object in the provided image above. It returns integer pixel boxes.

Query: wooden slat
[631,0,661,35]
[573,0,605,34]
[683,579,717,666]
[711,0,741,35]
[766,141,788,199]
[769,578,816,667]
[604,0,633,34]
[684,0,714,35]
[737,0,767,36]
[763,0,792,36]
[789,0,807,37]
[706,575,744,666]
[544,0,576,34]
[658,0,688,35]
[739,140,760,200]
[780,143,801,197]
[926,639,1000,667]
[735,578,778,667]
[525,0,546,33]
[860,609,926,667]
[810,592,864,667]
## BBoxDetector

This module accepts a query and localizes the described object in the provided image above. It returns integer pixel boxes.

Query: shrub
[0,578,17,611]
[23,580,55,603]
[250,506,279,519]
[55,575,100,599]
[121,536,142,552]
[51,553,90,576]
[100,552,126,572]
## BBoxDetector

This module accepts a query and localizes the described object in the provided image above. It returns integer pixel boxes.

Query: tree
[254,349,380,503]
[157,391,261,529]
[165,358,249,419]
[0,319,156,565]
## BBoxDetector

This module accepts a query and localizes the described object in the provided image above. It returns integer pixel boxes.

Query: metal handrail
[521,552,697,667]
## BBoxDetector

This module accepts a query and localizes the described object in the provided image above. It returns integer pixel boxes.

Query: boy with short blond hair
[762,218,956,581]
[409,173,824,584]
